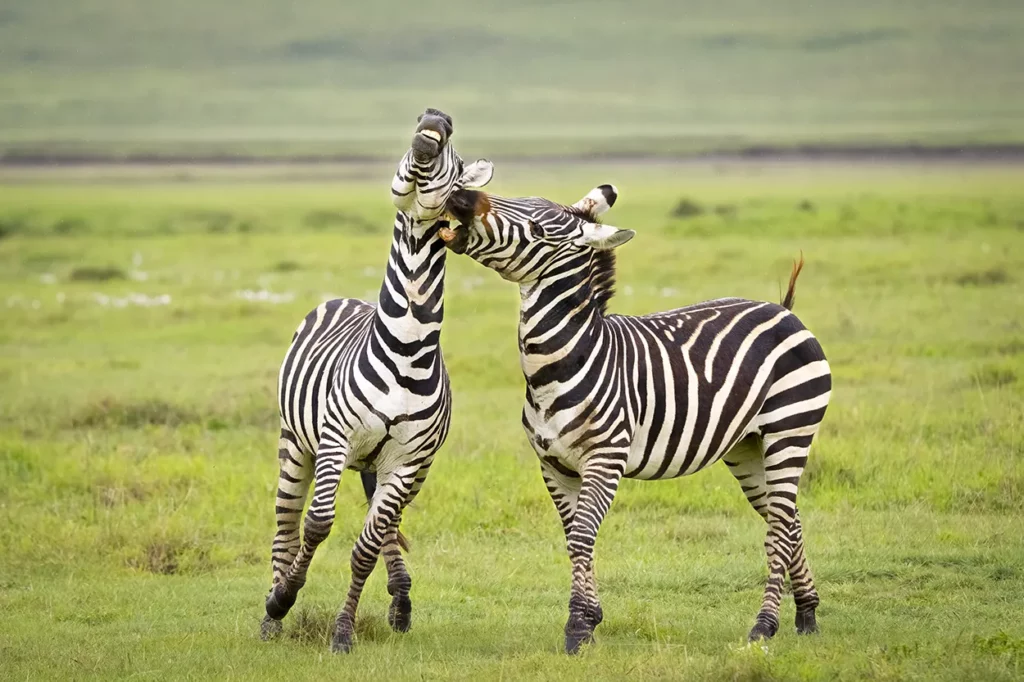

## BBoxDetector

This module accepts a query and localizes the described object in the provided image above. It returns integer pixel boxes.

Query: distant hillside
[1,0,1022,158]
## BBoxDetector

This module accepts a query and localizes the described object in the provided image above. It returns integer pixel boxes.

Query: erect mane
[564,204,595,221]
[589,249,617,316]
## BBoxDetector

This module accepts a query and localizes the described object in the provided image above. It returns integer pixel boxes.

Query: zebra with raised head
[261,109,494,653]
[440,184,831,653]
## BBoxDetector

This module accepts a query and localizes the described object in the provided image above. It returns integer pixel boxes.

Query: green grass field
[2,0,1023,158]
[2,163,1024,680]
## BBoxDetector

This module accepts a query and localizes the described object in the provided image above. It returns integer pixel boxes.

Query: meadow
[1,161,1023,680]
[1,0,1023,159]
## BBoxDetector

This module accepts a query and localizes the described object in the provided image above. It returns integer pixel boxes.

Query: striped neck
[518,251,608,386]
[373,213,447,347]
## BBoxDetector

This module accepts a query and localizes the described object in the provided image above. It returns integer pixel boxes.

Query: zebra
[440,184,831,653]
[260,109,494,653]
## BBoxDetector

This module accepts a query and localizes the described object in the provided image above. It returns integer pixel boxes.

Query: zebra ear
[575,223,636,250]
[459,159,494,189]
[571,184,618,219]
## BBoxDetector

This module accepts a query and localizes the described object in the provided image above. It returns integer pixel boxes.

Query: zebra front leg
[261,429,313,640]
[265,434,349,621]
[361,470,413,631]
[539,459,604,630]
[563,457,624,654]
[383,460,432,633]
[382,512,412,632]
[332,468,415,653]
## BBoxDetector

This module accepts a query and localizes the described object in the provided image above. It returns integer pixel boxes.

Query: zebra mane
[589,249,617,316]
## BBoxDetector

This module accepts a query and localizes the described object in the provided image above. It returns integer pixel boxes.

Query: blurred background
[1,0,1022,161]
[2,2,1023,680]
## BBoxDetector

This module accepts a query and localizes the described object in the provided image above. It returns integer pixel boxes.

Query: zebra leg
[748,430,813,641]
[265,432,349,621]
[788,508,820,634]
[564,459,624,654]
[539,459,603,629]
[361,470,414,632]
[383,459,433,633]
[725,435,820,637]
[261,428,313,640]
[382,512,412,632]
[331,467,415,653]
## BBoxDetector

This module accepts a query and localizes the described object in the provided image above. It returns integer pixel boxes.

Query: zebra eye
[528,220,545,239]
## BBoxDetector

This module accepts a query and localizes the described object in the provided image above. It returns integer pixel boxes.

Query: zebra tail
[359,471,410,552]
[782,251,805,311]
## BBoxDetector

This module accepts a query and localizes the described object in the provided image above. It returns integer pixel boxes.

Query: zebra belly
[624,416,754,480]
[623,376,767,480]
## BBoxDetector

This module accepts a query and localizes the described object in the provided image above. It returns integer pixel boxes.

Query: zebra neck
[373,214,446,346]
[517,266,607,385]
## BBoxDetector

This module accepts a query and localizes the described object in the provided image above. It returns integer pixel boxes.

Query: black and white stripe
[261,109,494,653]
[444,184,831,652]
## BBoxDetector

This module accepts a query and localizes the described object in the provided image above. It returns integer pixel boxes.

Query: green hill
[2,0,1023,158]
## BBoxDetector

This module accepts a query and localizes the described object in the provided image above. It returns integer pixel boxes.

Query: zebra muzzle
[438,225,468,254]
[412,111,452,161]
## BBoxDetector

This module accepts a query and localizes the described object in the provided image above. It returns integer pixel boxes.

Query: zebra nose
[412,111,452,160]
[446,189,478,225]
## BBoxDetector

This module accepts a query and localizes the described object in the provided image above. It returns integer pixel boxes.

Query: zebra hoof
[747,620,778,642]
[388,595,412,633]
[260,615,282,641]
[265,585,296,620]
[796,609,819,635]
[331,625,354,654]
[564,617,595,655]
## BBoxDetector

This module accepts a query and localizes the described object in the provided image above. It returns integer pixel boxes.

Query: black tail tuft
[782,252,805,311]
[359,471,410,552]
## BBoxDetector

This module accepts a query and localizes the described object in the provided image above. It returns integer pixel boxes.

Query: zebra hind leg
[261,428,312,641]
[724,435,818,640]
[752,429,816,641]
[788,508,820,634]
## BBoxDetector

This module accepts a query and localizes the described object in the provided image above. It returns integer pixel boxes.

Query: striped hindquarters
[278,298,375,454]
[616,299,830,479]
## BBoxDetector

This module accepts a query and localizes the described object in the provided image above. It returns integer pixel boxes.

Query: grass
[1,162,1024,679]
[1,0,1023,158]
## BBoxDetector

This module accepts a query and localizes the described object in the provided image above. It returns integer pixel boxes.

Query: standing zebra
[261,109,494,653]
[440,184,831,652]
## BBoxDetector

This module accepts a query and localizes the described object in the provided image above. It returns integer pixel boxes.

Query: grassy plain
[1,162,1023,680]
[1,0,1023,157]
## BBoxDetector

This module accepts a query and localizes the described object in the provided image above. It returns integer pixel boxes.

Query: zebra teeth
[438,226,458,243]
[418,129,442,143]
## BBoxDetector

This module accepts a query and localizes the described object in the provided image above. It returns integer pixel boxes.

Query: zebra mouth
[412,113,451,161]
[412,132,443,161]
[438,224,469,254]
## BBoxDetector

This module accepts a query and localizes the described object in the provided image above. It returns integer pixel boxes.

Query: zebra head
[441,184,635,282]
[391,108,494,226]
